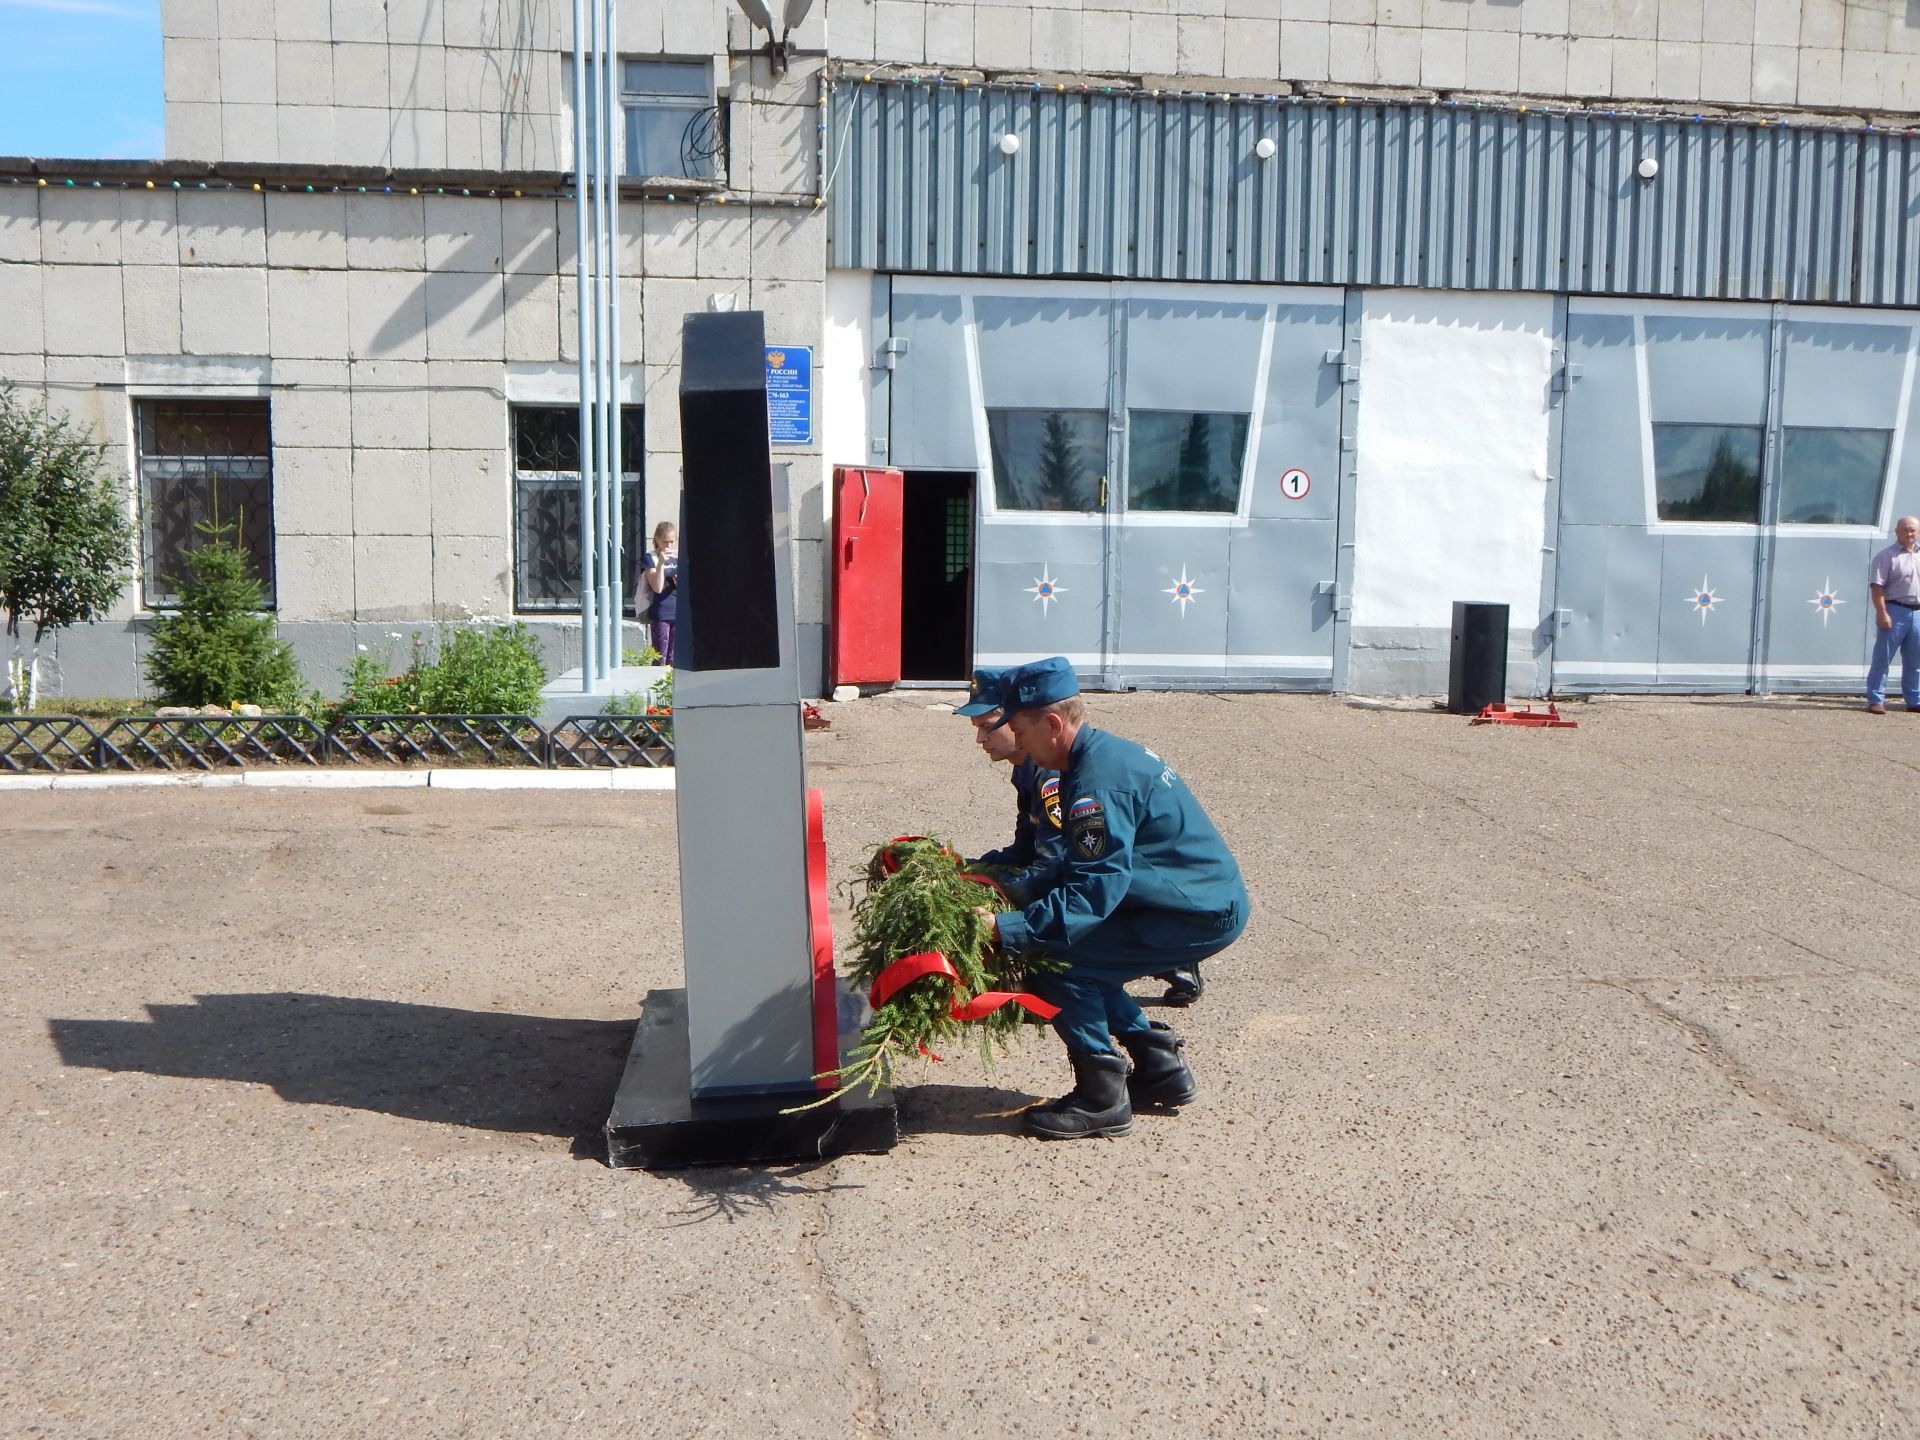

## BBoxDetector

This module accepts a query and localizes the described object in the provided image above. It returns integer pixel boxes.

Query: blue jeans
[1026,898,1248,1056]
[1868,605,1920,708]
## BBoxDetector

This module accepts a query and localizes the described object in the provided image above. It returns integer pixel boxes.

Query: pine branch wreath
[790,837,1061,1109]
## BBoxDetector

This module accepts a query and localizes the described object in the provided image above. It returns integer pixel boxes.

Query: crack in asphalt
[794,1182,890,1439]
[1585,969,1874,987]
[1592,979,1920,1232]
[1713,813,1920,906]
[1268,909,1337,947]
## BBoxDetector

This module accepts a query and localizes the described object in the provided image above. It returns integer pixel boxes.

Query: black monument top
[680,311,769,393]
[678,309,779,673]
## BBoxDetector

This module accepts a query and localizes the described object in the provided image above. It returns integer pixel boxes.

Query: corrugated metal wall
[826,80,1920,306]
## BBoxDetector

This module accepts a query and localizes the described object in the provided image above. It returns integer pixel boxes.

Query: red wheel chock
[1470,702,1578,729]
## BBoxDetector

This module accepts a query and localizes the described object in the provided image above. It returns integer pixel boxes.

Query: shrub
[601,690,650,716]
[338,623,548,716]
[336,635,424,716]
[144,520,303,708]
[416,622,547,714]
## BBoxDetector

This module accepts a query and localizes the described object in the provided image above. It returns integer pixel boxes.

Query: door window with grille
[511,405,644,615]
[135,399,275,608]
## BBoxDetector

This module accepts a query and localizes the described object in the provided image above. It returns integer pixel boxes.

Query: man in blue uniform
[954,667,1065,906]
[985,657,1250,1140]
[957,668,1203,1006]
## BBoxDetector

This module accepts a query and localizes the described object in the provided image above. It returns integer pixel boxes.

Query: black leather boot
[1023,1050,1134,1140]
[1116,1022,1197,1107]
[1158,966,1204,1007]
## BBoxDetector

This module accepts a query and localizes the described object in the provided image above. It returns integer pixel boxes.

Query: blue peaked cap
[954,666,1008,717]
[995,656,1080,722]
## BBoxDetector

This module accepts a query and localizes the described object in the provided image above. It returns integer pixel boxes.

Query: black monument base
[604,986,899,1169]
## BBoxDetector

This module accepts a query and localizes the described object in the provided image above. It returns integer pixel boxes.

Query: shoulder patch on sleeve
[1071,818,1108,859]
[1040,776,1062,830]
[1069,796,1102,821]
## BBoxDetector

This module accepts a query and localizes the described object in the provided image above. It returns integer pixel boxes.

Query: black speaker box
[1447,601,1509,714]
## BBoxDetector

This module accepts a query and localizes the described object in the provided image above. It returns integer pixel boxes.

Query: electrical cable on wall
[680,105,725,180]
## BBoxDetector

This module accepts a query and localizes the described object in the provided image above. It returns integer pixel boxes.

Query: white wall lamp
[998,132,1022,157]
[1254,137,1277,160]
[1636,156,1660,181]
[735,0,816,77]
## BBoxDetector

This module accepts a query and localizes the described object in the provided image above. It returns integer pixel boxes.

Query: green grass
[24,697,151,720]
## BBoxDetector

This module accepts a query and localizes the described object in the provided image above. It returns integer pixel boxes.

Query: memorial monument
[603,310,899,1168]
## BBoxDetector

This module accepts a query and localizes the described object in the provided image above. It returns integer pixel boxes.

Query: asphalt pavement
[2,691,1915,1437]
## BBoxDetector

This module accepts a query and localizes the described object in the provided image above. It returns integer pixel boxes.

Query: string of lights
[1,172,824,208]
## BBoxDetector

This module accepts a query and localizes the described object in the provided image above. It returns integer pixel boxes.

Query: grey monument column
[603,310,897,1167]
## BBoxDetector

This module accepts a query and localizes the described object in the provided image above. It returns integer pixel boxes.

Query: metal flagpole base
[604,986,899,1170]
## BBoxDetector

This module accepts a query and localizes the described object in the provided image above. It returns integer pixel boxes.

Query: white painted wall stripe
[1554,661,1866,679]
[974,651,1329,670]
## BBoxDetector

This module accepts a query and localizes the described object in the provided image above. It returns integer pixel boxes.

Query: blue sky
[0,0,163,159]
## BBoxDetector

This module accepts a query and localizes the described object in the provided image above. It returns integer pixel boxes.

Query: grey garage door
[1552,300,1920,692]
[887,276,1350,689]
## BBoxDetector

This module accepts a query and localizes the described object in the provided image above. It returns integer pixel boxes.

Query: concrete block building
[5,0,1918,698]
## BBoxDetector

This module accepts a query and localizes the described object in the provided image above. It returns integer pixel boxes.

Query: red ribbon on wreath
[867,950,1061,1039]
[874,836,962,875]
[958,871,1009,900]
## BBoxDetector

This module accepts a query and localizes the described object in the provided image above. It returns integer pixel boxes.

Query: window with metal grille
[511,405,645,615]
[135,399,275,609]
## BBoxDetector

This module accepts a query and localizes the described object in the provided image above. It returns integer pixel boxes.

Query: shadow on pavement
[655,1160,862,1223]
[48,993,634,1141]
[897,1081,1044,1138]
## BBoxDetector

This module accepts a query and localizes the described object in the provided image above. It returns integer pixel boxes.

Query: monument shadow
[48,993,634,1142]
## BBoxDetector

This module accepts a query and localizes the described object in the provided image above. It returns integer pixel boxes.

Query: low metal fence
[0,713,676,775]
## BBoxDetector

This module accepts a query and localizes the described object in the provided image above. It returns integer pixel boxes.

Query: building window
[1651,423,1763,523]
[135,399,274,608]
[1127,411,1250,513]
[511,405,644,615]
[986,408,1106,512]
[1777,427,1892,524]
[623,59,720,180]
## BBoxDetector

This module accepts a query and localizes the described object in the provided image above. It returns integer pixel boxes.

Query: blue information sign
[764,344,813,446]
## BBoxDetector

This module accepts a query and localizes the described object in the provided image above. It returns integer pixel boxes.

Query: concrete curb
[0,768,675,793]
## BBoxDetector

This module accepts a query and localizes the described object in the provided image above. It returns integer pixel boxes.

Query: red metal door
[830,467,904,686]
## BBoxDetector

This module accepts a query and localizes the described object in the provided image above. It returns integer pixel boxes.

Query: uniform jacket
[973,758,1065,904]
[994,726,1247,954]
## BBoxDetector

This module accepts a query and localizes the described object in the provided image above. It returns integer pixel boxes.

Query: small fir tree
[144,518,303,707]
[0,385,135,710]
